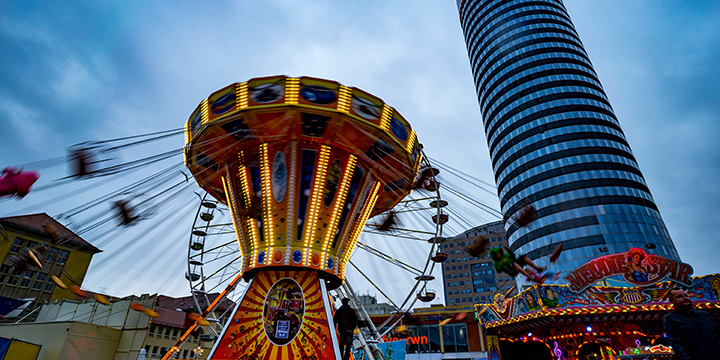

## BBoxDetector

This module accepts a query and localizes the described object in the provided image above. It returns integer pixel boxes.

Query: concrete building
[0,292,234,360]
[442,221,517,305]
[355,293,397,315]
[456,0,680,288]
[0,213,101,319]
[0,294,156,360]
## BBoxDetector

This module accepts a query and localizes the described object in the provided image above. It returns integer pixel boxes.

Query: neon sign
[564,247,693,293]
[381,335,428,344]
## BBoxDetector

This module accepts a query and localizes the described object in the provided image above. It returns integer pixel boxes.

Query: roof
[156,293,235,312]
[0,213,101,254]
[150,293,237,329]
[151,307,194,329]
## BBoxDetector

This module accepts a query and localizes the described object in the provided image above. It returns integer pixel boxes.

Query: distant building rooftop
[0,213,101,254]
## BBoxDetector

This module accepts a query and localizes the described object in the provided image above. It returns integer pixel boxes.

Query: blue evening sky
[0,1,718,303]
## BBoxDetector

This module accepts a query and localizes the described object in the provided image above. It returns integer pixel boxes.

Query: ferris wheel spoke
[190,239,238,257]
[196,255,243,290]
[363,230,426,241]
[356,242,422,275]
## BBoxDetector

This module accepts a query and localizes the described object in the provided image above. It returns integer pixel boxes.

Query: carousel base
[209,269,342,360]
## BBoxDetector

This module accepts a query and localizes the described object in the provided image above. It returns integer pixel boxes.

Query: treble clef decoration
[553,341,565,360]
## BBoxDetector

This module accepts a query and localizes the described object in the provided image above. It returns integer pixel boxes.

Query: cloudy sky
[1,1,718,305]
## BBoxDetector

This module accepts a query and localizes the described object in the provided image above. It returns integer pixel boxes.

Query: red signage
[564,247,693,293]
[381,335,428,344]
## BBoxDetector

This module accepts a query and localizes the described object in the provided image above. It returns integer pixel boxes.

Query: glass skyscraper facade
[456,0,680,285]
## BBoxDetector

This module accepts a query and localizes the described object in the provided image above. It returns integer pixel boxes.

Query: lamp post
[192,346,203,359]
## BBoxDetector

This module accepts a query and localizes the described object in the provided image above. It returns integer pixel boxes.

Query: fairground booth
[475,248,720,360]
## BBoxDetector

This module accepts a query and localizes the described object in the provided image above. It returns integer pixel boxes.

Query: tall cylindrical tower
[456,0,679,282]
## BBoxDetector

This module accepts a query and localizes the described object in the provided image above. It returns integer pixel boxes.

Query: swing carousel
[172,75,429,359]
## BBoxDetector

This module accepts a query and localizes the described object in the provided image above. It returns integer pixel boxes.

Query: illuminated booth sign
[564,247,693,294]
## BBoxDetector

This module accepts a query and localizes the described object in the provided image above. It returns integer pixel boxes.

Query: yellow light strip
[237,82,248,109]
[238,159,259,266]
[341,182,381,267]
[303,145,331,266]
[285,143,297,265]
[200,98,209,124]
[413,151,424,177]
[337,178,373,279]
[379,104,392,131]
[285,78,300,104]
[337,86,352,113]
[477,302,719,329]
[321,155,356,268]
[405,129,417,153]
[259,143,274,246]
[221,170,245,261]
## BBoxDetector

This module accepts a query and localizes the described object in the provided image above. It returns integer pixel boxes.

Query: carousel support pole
[341,282,383,360]
[343,281,379,336]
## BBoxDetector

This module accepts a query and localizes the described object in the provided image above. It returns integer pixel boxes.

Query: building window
[7,275,19,286]
[32,273,47,290]
[44,282,55,292]
[193,334,198,343]
[462,298,467,302]
[453,282,458,286]
[152,346,158,356]
[45,248,58,263]
[57,250,70,265]
[183,350,189,358]
[172,329,178,340]
[144,345,151,355]
[159,347,167,357]
[452,274,457,278]
[0,264,10,283]
[165,328,171,339]
[149,326,156,337]
[20,270,36,287]
[9,238,25,253]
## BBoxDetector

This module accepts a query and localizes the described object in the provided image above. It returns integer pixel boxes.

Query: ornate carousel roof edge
[184,75,419,159]
[474,272,720,328]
